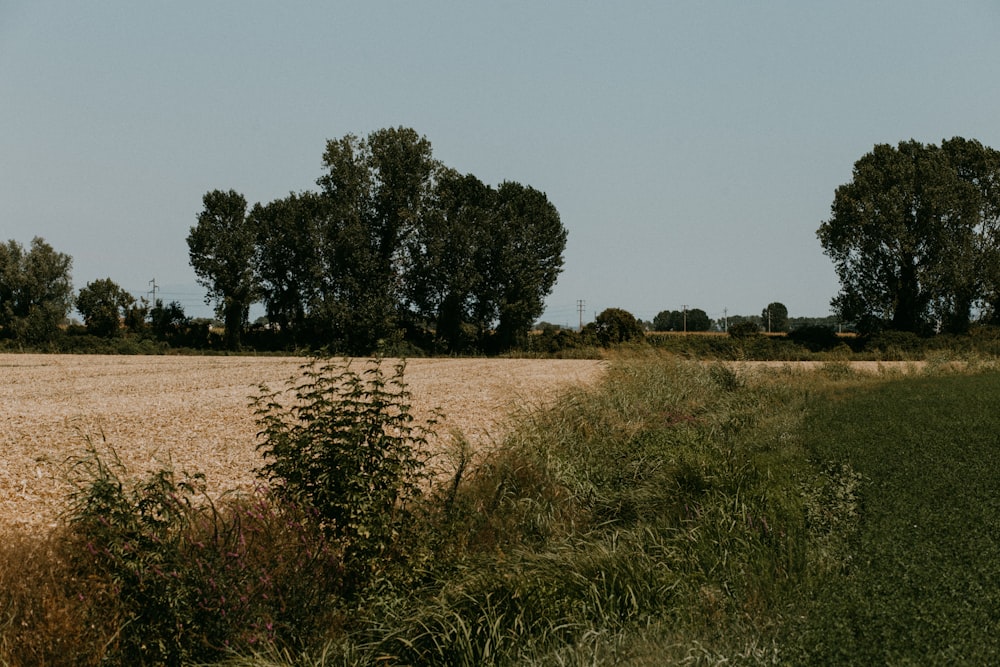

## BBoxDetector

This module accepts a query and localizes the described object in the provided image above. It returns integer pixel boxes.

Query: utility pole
[723,308,728,333]
[148,278,159,304]
[577,299,585,332]
[682,304,688,333]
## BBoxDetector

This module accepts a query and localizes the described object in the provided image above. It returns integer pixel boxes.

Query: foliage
[186,128,567,356]
[787,324,840,352]
[188,189,258,350]
[0,236,73,344]
[586,307,646,346]
[818,137,1000,334]
[58,442,344,666]
[76,277,136,337]
[727,319,761,339]
[652,307,712,332]
[254,358,436,579]
[761,301,788,332]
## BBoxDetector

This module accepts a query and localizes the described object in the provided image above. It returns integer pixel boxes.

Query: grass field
[782,371,1000,663]
[2,353,999,665]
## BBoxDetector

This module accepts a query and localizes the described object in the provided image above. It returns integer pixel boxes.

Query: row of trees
[819,137,1000,334]
[648,302,791,333]
[0,236,206,347]
[188,127,568,353]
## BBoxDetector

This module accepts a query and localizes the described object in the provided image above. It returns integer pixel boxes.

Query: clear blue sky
[3,2,1000,326]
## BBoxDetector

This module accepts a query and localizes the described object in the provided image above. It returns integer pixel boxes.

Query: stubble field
[0,355,606,533]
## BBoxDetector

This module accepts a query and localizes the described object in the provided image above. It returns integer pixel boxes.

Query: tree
[473,181,567,352]
[652,308,711,332]
[404,169,493,352]
[149,299,189,340]
[818,139,1000,334]
[939,137,1000,327]
[251,191,326,343]
[76,278,136,337]
[187,189,257,349]
[0,237,73,344]
[761,302,788,332]
[686,308,712,332]
[728,319,760,339]
[314,128,439,353]
[586,307,645,346]
[652,310,683,332]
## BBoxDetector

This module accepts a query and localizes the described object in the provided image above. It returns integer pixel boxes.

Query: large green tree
[404,169,493,352]
[314,127,439,353]
[818,138,1000,334]
[187,189,257,349]
[0,237,73,344]
[251,191,326,343]
[473,181,567,352]
[76,278,136,337]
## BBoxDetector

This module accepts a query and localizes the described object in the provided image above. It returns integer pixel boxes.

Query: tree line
[187,127,568,354]
[6,134,999,351]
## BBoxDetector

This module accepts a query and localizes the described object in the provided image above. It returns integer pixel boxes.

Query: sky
[3,2,1000,327]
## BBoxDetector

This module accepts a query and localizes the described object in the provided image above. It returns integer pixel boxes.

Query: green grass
[783,370,1000,664]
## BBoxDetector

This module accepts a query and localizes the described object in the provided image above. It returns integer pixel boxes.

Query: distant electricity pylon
[148,278,159,304]
[577,299,585,331]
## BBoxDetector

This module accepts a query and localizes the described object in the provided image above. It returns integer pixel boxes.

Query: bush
[727,320,761,339]
[254,357,437,583]
[862,330,926,359]
[61,442,344,665]
[788,325,840,352]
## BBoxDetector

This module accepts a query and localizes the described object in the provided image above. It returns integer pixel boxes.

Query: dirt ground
[0,355,606,533]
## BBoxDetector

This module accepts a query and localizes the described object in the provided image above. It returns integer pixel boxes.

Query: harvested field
[0,355,606,533]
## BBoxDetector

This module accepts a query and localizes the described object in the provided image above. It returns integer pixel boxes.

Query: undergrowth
[3,356,997,665]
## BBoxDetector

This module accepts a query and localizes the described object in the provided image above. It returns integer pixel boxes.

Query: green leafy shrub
[254,357,436,580]
[62,443,344,665]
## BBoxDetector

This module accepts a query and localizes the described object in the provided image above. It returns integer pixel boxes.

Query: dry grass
[0,355,606,534]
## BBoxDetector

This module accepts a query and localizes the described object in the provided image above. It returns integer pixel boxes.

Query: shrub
[727,320,761,339]
[862,330,925,359]
[61,442,344,665]
[254,357,437,581]
[788,325,840,352]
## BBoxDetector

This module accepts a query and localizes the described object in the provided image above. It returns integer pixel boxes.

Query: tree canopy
[761,302,788,333]
[652,308,711,332]
[818,138,1000,334]
[0,237,73,344]
[76,278,136,337]
[587,307,645,345]
[230,127,567,354]
[187,189,257,349]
